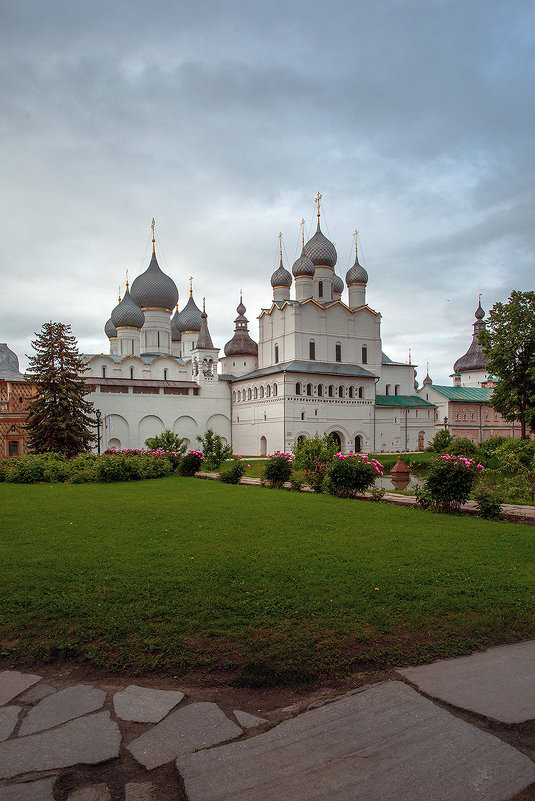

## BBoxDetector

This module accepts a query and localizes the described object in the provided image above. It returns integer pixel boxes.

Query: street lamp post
[443,416,448,430]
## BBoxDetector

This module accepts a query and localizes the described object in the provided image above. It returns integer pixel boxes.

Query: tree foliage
[197,428,232,469]
[145,429,187,453]
[25,322,95,457]
[479,291,535,439]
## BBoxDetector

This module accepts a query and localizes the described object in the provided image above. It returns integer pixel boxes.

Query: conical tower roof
[196,301,214,349]
[224,296,258,357]
[453,300,489,373]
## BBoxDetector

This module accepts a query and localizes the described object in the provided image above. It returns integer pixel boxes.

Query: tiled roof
[428,385,493,402]
[376,395,436,408]
[228,360,378,382]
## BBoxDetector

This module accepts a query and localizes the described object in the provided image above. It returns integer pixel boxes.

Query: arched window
[296,382,301,395]
[338,386,344,398]
[362,345,368,364]
[317,384,323,397]
[260,386,264,399]
[102,366,106,378]
[358,387,363,398]
[237,390,241,401]
[354,435,362,453]
[164,368,168,380]
[232,392,236,402]
[300,411,305,421]
[386,384,391,396]
[328,385,334,397]
[130,367,134,379]
[348,386,353,398]
[273,383,277,396]
[456,412,460,421]
[254,387,258,399]
[266,385,271,398]
[306,383,312,396]
[335,343,342,362]
[157,331,160,348]
[318,280,323,298]
[247,388,252,400]
[309,340,316,360]
[260,436,267,456]
[274,344,279,364]
[298,434,306,443]
[395,385,400,395]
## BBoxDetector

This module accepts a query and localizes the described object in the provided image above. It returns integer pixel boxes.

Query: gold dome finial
[354,229,359,258]
[151,218,156,253]
[189,276,193,297]
[125,269,129,292]
[279,232,283,263]
[315,192,322,224]
[301,218,306,248]
[118,285,121,303]
[203,297,206,313]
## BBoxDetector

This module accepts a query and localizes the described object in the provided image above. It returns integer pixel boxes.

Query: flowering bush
[177,450,204,476]
[263,451,293,488]
[424,455,484,513]
[325,453,383,498]
[219,461,245,484]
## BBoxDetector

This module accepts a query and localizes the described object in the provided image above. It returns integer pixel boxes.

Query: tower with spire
[452,298,489,387]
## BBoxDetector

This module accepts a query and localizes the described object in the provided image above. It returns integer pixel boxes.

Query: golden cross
[301,218,306,247]
[354,229,359,257]
[315,192,322,222]
[151,218,156,252]
[125,269,129,291]
[118,285,121,302]
[189,276,193,297]
[279,232,283,261]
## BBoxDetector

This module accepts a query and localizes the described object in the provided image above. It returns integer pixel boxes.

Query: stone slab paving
[0,707,21,742]
[125,782,158,800]
[113,685,185,723]
[177,681,535,801]
[17,684,56,705]
[0,711,121,779]
[0,777,57,801]
[233,710,268,728]
[397,640,535,723]
[66,784,111,801]
[18,685,105,736]
[0,672,41,707]
[127,701,243,771]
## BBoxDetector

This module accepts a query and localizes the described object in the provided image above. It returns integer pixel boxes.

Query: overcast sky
[2,0,534,384]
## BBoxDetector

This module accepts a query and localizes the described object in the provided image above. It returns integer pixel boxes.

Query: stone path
[2,641,535,799]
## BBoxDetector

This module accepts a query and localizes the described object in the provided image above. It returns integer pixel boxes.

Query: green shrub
[144,430,187,454]
[66,453,98,483]
[289,476,304,492]
[4,455,46,484]
[477,437,507,461]
[219,462,245,484]
[424,455,483,513]
[292,434,338,471]
[426,429,454,453]
[473,487,503,520]
[95,455,143,482]
[447,437,477,456]
[325,454,383,498]
[263,452,293,488]
[177,450,204,476]
[197,429,232,469]
[137,454,173,479]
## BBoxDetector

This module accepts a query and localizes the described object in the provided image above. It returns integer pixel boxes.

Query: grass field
[1,475,534,686]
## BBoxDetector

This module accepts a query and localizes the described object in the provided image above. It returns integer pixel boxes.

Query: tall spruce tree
[25,322,96,456]
[478,291,535,440]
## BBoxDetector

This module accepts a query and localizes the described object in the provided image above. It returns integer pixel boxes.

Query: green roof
[427,385,493,402]
[376,395,436,408]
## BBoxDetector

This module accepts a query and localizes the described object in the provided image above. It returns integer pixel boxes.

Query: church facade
[83,213,438,454]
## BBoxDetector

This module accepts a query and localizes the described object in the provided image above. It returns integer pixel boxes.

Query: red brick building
[0,344,35,457]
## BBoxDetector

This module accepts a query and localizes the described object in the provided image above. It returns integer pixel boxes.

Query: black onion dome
[270,258,292,288]
[303,223,337,268]
[179,295,203,332]
[453,303,488,373]
[105,318,117,338]
[171,307,182,341]
[130,252,179,311]
[333,273,344,294]
[346,258,368,286]
[236,298,246,316]
[292,248,315,278]
[110,290,145,329]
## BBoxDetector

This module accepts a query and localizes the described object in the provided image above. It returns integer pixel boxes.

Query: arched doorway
[418,431,425,451]
[260,436,267,456]
[354,435,362,453]
[331,432,342,450]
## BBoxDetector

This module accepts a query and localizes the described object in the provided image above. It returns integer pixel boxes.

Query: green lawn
[1,475,534,686]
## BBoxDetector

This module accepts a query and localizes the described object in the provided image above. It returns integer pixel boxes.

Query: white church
[84,207,438,455]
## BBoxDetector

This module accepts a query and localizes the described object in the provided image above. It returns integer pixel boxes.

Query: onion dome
[453,300,489,373]
[0,343,24,380]
[130,251,178,312]
[171,305,182,342]
[224,296,258,357]
[271,255,292,288]
[105,318,117,339]
[346,240,368,285]
[303,222,337,269]
[179,293,203,332]
[292,248,315,278]
[111,289,145,329]
[423,371,433,385]
[333,273,344,294]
